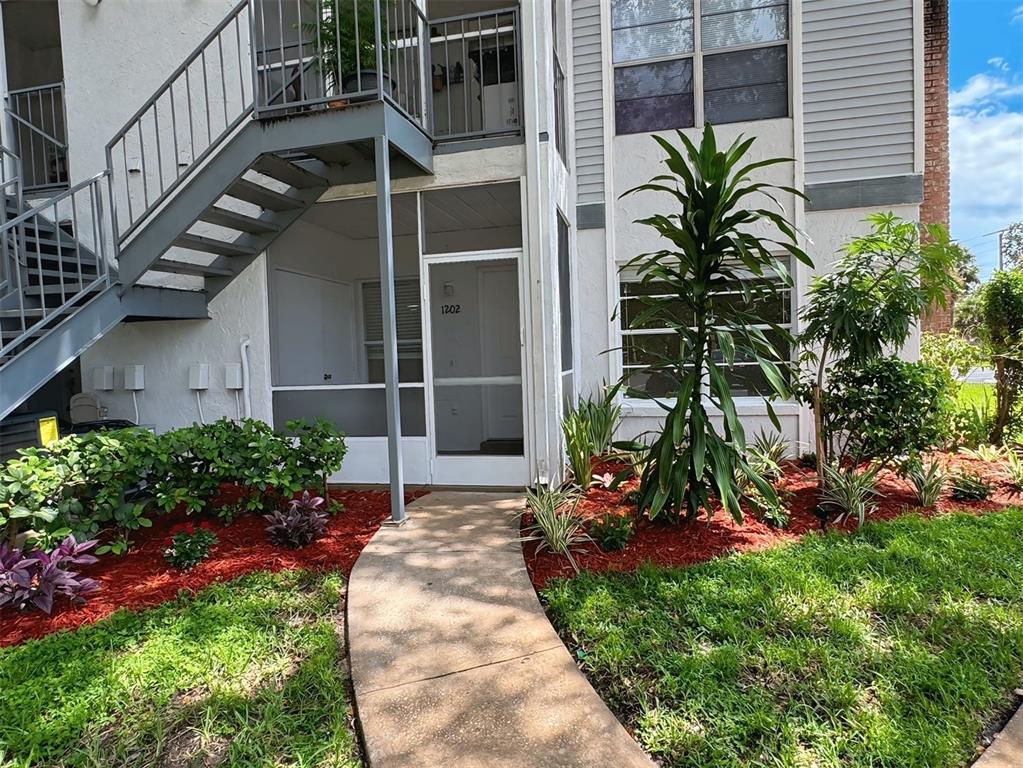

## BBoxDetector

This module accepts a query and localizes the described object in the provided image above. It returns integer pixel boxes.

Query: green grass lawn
[959,381,995,410]
[0,571,362,768]
[544,508,1023,768]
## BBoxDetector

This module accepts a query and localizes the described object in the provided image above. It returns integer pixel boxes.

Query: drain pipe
[240,339,252,419]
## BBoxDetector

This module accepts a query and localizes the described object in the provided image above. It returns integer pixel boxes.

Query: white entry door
[427,254,528,486]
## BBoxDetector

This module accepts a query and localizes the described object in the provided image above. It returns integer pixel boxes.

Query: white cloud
[949,73,1023,111]
[950,106,1023,275]
[988,56,1010,72]
[1013,4,1023,24]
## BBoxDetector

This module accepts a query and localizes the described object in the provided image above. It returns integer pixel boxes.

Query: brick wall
[921,0,953,333]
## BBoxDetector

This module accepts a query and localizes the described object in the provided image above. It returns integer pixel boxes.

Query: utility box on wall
[124,365,145,391]
[188,363,210,390]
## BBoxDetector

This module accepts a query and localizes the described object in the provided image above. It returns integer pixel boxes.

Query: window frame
[610,0,792,134]
[615,267,796,404]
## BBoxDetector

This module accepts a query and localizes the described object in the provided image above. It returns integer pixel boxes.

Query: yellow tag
[38,416,59,447]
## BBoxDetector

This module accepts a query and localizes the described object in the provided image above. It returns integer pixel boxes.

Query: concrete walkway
[975,701,1023,767]
[347,491,655,768]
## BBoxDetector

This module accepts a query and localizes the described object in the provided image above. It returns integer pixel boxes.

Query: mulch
[524,452,1020,590]
[0,486,422,648]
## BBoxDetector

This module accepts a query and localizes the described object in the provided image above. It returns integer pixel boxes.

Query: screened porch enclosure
[267,181,528,487]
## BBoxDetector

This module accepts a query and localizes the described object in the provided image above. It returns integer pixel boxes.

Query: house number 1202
[441,304,461,315]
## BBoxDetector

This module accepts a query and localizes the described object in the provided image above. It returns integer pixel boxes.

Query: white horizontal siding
[802,0,916,183]
[573,0,605,204]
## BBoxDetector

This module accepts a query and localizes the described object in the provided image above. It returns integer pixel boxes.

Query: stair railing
[105,0,255,244]
[0,145,23,295]
[4,82,69,192]
[0,170,114,359]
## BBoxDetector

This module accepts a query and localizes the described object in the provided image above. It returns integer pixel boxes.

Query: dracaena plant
[620,125,810,523]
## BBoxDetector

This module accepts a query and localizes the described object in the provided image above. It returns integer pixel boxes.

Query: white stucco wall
[79,255,271,433]
[58,0,239,184]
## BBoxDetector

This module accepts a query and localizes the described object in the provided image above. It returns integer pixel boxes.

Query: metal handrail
[105,0,253,243]
[0,169,114,360]
[5,82,68,191]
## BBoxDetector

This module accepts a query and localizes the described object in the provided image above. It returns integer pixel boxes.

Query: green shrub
[824,357,952,467]
[590,513,634,551]
[163,524,218,570]
[561,385,622,486]
[0,418,347,550]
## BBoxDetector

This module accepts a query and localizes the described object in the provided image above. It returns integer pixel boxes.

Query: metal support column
[374,134,406,523]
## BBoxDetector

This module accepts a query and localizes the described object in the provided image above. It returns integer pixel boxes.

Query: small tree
[976,269,1023,442]
[620,126,810,523]
[799,213,962,482]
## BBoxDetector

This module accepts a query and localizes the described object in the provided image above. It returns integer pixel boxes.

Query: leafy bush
[519,485,591,572]
[821,464,880,528]
[264,492,328,549]
[621,126,807,522]
[975,270,1023,443]
[1,418,347,549]
[0,536,99,613]
[949,472,993,501]
[163,524,218,570]
[754,496,790,529]
[823,358,952,467]
[590,513,634,551]
[921,331,987,382]
[951,396,996,450]
[901,458,946,508]
[800,213,962,480]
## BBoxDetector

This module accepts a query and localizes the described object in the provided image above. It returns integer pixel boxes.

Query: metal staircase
[0,0,432,420]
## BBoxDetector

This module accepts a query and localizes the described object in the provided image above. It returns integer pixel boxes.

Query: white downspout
[240,338,252,419]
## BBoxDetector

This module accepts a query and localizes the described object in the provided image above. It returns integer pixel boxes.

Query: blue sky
[949,0,1023,276]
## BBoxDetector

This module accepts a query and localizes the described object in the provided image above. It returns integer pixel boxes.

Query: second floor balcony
[252,0,521,142]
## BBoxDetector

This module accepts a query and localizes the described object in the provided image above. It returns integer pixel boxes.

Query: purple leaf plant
[0,536,100,614]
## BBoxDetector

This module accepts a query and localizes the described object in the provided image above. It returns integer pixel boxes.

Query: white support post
[374,134,406,524]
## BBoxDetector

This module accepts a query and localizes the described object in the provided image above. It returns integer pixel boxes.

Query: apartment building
[0,0,943,515]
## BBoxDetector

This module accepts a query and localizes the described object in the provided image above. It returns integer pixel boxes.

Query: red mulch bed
[1,486,423,648]
[524,452,1019,590]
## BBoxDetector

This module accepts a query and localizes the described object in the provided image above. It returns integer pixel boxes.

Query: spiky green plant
[620,125,810,522]
[964,444,1007,463]
[562,408,595,486]
[821,463,880,528]
[750,429,789,481]
[949,471,993,501]
[579,382,623,455]
[519,484,590,572]
[902,458,946,508]
[1004,450,1023,493]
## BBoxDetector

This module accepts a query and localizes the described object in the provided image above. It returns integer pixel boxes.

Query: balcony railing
[252,0,429,129]
[428,8,521,141]
[5,83,69,193]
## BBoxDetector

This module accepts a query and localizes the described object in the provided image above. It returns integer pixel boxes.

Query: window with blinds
[361,278,424,383]
[617,259,793,399]
[611,0,789,134]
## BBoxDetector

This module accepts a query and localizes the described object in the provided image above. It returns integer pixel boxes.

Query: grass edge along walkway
[544,507,1023,768]
[0,569,362,768]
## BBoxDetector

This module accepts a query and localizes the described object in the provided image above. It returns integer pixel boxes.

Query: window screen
[611,0,788,133]
[557,214,573,372]
[614,59,695,135]
[703,45,788,124]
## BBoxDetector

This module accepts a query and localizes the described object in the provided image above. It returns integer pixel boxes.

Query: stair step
[151,258,234,278]
[25,266,100,281]
[225,178,304,212]
[252,155,330,190]
[173,233,256,258]
[23,282,97,296]
[197,206,281,235]
[0,308,45,319]
[1,326,45,342]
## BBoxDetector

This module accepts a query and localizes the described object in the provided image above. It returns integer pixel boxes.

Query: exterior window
[617,268,792,399]
[361,279,423,383]
[552,0,568,162]
[612,0,788,134]
[557,214,573,372]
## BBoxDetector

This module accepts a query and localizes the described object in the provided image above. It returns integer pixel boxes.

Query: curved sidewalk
[347,491,655,768]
